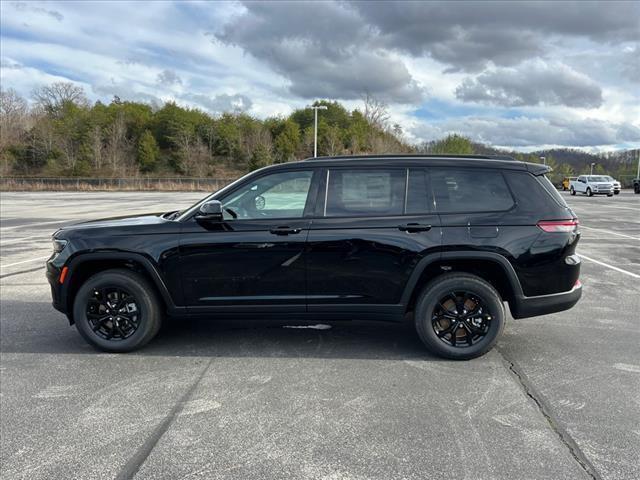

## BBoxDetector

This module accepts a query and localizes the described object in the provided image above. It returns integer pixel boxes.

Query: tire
[73,269,163,352]
[570,187,576,196]
[614,191,620,195]
[414,273,505,360]
[586,187,593,197]
[607,193,613,197]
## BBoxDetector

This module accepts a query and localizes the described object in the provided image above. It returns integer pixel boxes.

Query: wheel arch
[402,251,524,313]
[63,252,177,323]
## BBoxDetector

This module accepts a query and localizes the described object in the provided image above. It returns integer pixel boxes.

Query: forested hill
[1,83,637,181]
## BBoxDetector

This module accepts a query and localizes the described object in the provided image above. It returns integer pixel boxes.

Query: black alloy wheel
[73,269,162,352]
[414,273,505,359]
[86,287,140,340]
[431,291,492,347]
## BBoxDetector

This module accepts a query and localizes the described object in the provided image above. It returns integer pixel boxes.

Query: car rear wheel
[570,186,576,195]
[586,187,593,196]
[73,269,162,352]
[414,273,505,360]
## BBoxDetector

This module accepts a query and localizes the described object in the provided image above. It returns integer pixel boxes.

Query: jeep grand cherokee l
[47,155,582,359]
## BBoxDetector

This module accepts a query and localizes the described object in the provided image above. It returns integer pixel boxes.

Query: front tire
[570,187,576,195]
[586,187,593,196]
[73,269,162,352]
[607,193,613,197]
[414,273,505,360]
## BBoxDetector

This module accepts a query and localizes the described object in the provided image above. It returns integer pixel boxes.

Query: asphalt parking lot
[1,190,638,480]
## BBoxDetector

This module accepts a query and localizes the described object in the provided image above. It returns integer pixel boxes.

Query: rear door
[305,166,441,313]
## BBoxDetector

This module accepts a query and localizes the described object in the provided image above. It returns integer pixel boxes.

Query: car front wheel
[414,273,505,360]
[73,269,162,352]
[586,187,593,196]
[570,187,576,195]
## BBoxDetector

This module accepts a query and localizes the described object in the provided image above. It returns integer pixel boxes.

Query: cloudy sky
[1,0,639,151]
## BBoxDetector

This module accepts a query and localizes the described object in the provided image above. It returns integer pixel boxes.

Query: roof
[279,154,550,175]
[306,153,516,161]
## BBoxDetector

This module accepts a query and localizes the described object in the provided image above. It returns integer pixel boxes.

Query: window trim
[430,167,516,215]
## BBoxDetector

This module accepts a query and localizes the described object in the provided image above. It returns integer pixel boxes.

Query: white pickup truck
[569,175,614,197]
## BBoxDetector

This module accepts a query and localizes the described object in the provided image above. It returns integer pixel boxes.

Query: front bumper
[509,282,582,319]
[46,261,67,313]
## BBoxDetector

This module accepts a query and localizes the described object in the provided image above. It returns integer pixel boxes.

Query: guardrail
[0,177,235,192]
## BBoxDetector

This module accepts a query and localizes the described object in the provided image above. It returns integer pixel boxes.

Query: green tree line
[0,83,412,178]
[1,83,637,183]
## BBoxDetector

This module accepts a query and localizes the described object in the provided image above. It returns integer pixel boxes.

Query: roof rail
[304,153,516,161]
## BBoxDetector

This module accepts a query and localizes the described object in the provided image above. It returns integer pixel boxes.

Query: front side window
[325,169,405,216]
[431,168,513,213]
[221,170,313,220]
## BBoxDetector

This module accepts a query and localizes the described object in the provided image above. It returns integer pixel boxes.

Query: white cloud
[0,0,638,150]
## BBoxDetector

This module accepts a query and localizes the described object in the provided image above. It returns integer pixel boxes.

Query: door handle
[398,223,432,233]
[270,226,302,236]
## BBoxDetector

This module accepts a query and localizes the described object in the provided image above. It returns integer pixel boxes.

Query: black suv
[47,155,582,359]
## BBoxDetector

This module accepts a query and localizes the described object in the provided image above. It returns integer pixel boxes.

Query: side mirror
[196,200,223,223]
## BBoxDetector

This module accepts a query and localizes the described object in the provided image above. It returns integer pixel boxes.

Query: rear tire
[414,273,505,360]
[614,191,620,195]
[73,269,162,352]
[570,187,576,195]
[587,187,593,197]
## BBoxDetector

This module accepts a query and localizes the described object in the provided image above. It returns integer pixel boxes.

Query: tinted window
[506,171,563,212]
[325,169,405,216]
[221,170,313,219]
[406,168,433,214]
[432,168,513,213]
[537,175,568,207]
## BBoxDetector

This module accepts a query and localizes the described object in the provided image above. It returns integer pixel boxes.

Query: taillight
[537,219,579,233]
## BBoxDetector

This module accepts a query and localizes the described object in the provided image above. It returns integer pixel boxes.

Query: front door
[180,169,318,312]
[305,167,442,313]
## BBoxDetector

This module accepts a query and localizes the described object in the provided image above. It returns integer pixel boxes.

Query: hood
[55,212,174,237]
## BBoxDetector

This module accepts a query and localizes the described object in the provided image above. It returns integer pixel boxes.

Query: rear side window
[431,168,513,213]
[537,175,568,207]
[505,171,567,214]
[325,169,405,216]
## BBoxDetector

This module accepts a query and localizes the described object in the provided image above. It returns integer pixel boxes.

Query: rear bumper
[509,282,582,319]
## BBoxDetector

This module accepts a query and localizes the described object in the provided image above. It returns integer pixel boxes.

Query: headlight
[52,238,68,254]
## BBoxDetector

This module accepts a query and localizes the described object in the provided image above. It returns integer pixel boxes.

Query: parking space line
[0,235,48,246]
[579,254,640,279]
[580,226,640,241]
[0,219,72,231]
[0,256,50,269]
[573,204,639,213]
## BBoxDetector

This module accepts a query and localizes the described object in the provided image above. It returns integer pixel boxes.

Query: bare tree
[105,112,130,173]
[362,92,390,129]
[0,88,29,148]
[323,125,342,156]
[32,82,88,116]
[89,125,104,171]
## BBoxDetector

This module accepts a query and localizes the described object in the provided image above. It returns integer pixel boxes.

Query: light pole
[590,162,596,175]
[309,105,328,157]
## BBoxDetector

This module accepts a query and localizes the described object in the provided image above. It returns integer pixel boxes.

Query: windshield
[588,176,609,182]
